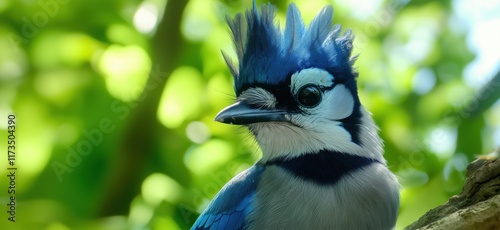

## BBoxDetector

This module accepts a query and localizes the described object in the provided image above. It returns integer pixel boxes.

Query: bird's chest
[246,164,397,230]
[247,166,341,229]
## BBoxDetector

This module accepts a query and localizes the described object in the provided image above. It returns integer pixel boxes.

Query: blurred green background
[1,0,499,229]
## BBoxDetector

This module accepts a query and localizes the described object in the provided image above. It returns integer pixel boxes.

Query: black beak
[214,101,288,125]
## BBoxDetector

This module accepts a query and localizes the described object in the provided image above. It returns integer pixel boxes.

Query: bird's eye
[296,85,322,107]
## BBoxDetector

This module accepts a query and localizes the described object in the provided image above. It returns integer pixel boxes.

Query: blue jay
[193,2,400,229]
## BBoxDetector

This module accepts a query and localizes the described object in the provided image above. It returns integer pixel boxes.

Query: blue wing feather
[218,214,231,228]
[225,211,243,228]
[192,165,265,230]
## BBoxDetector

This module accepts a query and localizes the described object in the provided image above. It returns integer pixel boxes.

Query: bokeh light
[1,0,499,229]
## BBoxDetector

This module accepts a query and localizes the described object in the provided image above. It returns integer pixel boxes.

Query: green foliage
[0,0,498,229]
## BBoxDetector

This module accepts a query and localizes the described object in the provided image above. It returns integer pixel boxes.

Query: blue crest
[223,2,358,95]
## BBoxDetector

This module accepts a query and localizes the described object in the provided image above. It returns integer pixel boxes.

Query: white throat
[250,107,385,163]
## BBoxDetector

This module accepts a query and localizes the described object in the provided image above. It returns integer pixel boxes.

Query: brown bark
[406,152,500,230]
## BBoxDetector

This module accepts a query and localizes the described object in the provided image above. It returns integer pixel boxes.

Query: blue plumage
[223,3,356,96]
[192,165,264,230]
[193,2,400,229]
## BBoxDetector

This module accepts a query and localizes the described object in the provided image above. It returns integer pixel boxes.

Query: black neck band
[264,150,381,185]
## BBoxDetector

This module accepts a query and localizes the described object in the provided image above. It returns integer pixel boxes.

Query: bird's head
[216,3,384,163]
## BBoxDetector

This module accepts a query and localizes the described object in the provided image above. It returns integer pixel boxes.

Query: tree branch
[406,150,500,229]
[96,0,189,216]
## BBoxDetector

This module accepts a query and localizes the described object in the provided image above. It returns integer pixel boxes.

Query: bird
[192,2,400,229]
